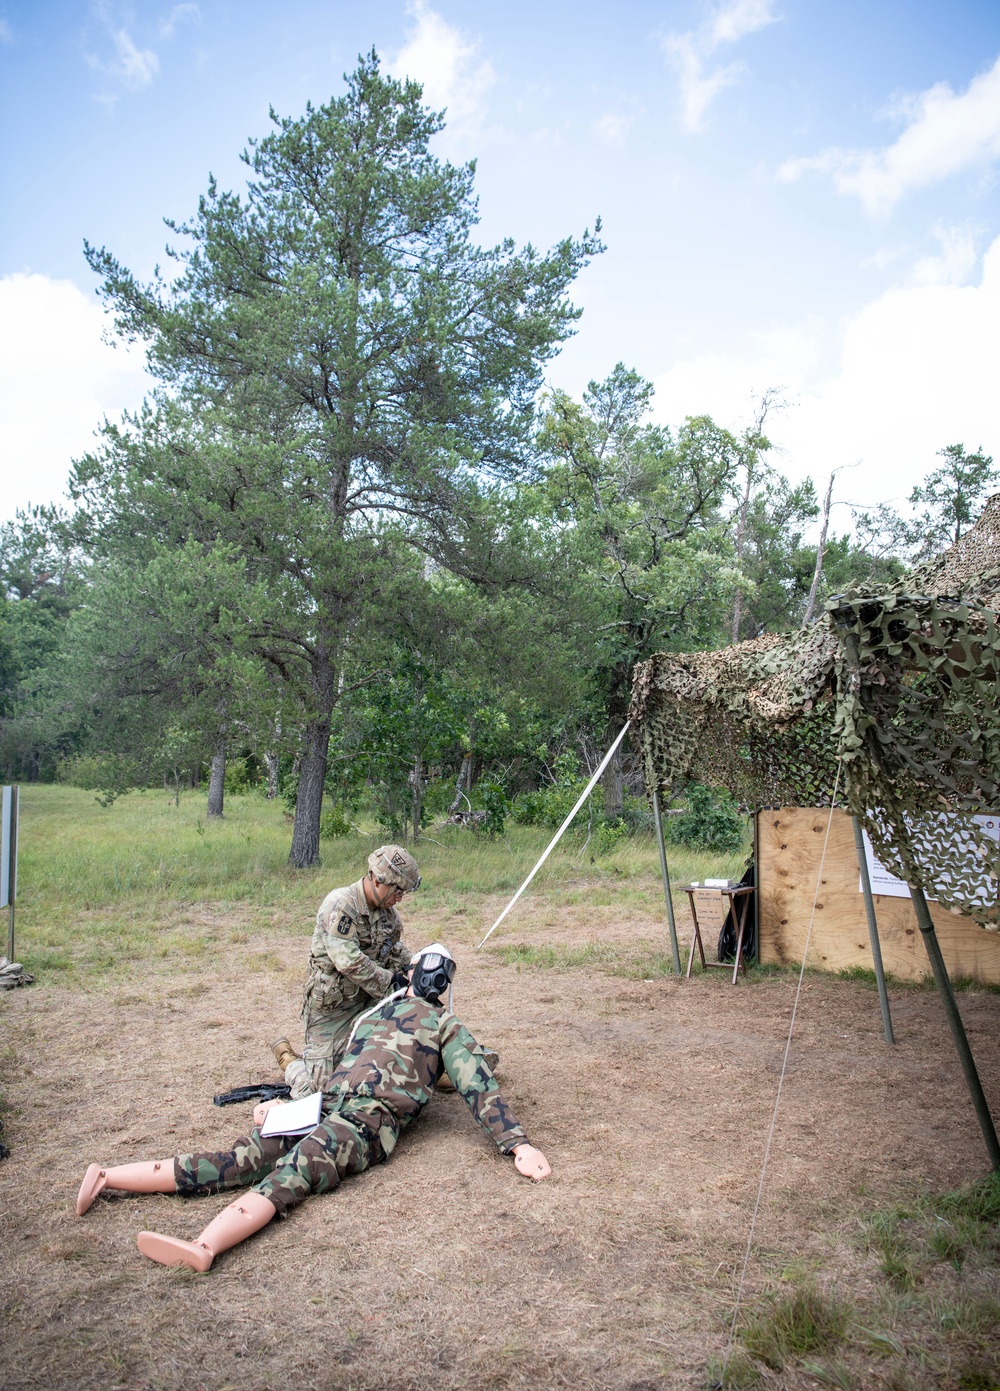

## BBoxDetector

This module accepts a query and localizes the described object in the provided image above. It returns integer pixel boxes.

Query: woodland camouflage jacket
[307,878,413,1007]
[323,994,529,1158]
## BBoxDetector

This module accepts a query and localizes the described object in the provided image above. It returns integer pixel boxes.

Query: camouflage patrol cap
[368,845,421,891]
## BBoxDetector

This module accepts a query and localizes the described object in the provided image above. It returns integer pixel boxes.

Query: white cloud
[709,0,779,45]
[158,3,200,41]
[388,1,495,144]
[109,26,158,88]
[594,111,633,147]
[86,3,160,100]
[0,274,151,520]
[777,54,1000,218]
[0,18,13,44]
[664,0,779,133]
[652,234,1000,510]
[910,223,980,286]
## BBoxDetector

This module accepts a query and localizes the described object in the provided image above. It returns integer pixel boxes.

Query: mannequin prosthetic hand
[252,1098,288,1128]
[512,1143,551,1181]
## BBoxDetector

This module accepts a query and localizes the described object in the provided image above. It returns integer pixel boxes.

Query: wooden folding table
[679,883,755,983]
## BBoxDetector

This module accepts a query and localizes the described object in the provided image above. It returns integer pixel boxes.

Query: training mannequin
[76,944,550,1271]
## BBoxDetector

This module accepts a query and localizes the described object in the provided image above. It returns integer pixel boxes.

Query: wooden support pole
[910,882,1000,1172]
[851,816,895,1045]
[652,787,681,974]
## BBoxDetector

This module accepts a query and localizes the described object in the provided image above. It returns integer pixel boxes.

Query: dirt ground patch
[1,896,998,1391]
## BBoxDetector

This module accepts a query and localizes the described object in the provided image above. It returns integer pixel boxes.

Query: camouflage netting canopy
[630,496,1000,926]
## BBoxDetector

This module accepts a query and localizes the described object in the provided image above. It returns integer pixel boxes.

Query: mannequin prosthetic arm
[511,1143,551,1181]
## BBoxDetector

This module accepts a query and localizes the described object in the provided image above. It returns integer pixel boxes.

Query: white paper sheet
[260,1090,323,1137]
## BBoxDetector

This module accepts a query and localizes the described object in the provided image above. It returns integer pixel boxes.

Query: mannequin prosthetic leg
[137,1191,276,1272]
[77,1160,176,1215]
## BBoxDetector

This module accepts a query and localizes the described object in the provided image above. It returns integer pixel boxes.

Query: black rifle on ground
[213,1083,292,1108]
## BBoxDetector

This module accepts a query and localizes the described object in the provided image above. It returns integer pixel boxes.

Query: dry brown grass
[1,886,999,1390]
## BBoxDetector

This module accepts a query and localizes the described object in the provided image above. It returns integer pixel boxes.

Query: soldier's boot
[76,1159,175,1216]
[270,1037,301,1072]
[137,1191,276,1273]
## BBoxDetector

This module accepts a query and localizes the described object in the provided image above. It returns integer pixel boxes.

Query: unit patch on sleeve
[336,915,353,936]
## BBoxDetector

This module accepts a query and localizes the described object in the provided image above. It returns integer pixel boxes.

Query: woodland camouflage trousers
[287,1002,370,1098]
[173,1108,383,1216]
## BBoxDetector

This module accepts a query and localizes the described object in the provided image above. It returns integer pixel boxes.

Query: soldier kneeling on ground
[274,845,421,1099]
[75,944,549,1271]
[273,845,497,1093]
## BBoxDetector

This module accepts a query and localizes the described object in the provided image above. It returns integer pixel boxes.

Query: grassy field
[12,783,749,979]
[2,785,999,1391]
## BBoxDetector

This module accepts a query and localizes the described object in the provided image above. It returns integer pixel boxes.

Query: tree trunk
[207,745,226,819]
[802,470,836,626]
[289,718,331,867]
[448,751,472,815]
[264,751,280,800]
[410,755,424,842]
[601,678,629,818]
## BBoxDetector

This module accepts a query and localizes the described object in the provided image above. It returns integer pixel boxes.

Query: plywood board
[757,807,1000,984]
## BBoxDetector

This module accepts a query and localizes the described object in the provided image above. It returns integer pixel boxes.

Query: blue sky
[2,0,1000,526]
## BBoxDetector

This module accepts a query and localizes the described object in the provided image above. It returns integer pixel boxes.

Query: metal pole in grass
[652,786,681,974]
[1,785,18,961]
[909,881,1000,1171]
[851,816,895,1045]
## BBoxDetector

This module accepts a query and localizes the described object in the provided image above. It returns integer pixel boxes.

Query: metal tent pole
[652,787,681,974]
[851,817,895,1045]
[909,882,1000,1171]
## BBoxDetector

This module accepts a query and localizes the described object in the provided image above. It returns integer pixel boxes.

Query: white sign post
[1,785,19,960]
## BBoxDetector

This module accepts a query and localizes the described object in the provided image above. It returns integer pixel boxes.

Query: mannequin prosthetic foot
[137,1191,276,1272]
[77,1160,175,1215]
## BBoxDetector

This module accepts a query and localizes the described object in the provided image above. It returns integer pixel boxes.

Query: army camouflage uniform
[175,995,528,1215]
[287,878,413,1098]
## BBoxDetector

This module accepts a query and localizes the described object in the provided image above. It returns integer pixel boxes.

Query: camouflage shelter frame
[629,495,1000,1169]
[630,495,1000,929]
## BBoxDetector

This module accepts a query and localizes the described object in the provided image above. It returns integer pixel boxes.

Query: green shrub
[511,779,587,829]
[666,783,745,852]
[594,817,628,855]
[473,776,510,838]
[223,757,258,793]
[319,806,355,838]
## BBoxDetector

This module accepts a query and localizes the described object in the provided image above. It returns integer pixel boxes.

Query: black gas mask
[409,945,456,1006]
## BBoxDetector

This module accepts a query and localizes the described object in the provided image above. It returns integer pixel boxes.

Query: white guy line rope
[723,762,843,1375]
[476,720,632,950]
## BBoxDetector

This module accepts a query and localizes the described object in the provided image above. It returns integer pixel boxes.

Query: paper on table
[260,1090,322,1138]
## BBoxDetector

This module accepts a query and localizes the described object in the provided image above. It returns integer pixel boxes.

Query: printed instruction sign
[860,816,1000,902]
